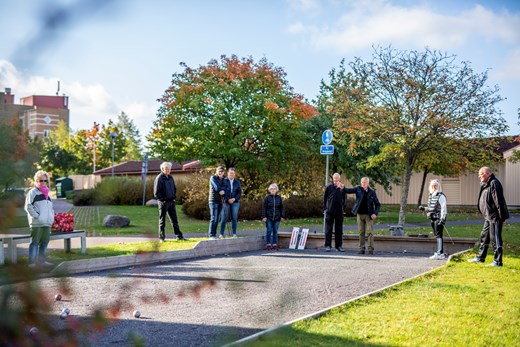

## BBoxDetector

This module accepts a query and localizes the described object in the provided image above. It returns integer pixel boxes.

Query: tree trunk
[417,167,429,207]
[398,161,414,226]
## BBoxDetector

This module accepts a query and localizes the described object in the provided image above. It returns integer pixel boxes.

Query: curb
[224,248,473,346]
[50,236,265,275]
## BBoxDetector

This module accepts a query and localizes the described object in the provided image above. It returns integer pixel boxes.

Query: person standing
[468,167,509,267]
[419,179,447,260]
[261,183,285,251]
[25,170,55,267]
[323,173,347,252]
[220,167,242,238]
[154,162,186,242]
[208,166,227,240]
[345,177,381,255]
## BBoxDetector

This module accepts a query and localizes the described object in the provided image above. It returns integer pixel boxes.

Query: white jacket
[25,188,55,227]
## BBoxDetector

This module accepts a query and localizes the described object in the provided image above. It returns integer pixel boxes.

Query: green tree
[0,119,40,190]
[116,111,142,161]
[147,55,316,195]
[328,46,508,225]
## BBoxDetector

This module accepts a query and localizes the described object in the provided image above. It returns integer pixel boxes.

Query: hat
[217,166,225,172]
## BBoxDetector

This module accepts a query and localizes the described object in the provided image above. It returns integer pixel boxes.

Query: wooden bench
[1,230,86,264]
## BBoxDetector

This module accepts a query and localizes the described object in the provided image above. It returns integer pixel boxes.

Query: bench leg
[6,239,18,264]
[81,236,86,254]
[0,243,4,266]
[64,239,71,253]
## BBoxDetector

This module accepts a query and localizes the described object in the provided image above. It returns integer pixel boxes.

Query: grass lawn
[67,204,487,236]
[242,223,520,347]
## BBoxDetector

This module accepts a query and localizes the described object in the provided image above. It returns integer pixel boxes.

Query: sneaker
[429,253,446,260]
[266,245,272,251]
[40,261,53,267]
[368,250,374,255]
[218,235,224,239]
[159,239,165,243]
[357,250,365,255]
[325,246,332,252]
[28,263,37,268]
[209,236,218,240]
[486,261,502,267]
[177,236,187,241]
[272,245,279,251]
[468,257,484,263]
[336,247,345,252]
[232,235,238,238]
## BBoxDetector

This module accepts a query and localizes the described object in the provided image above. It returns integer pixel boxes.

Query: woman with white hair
[419,179,448,260]
[261,183,285,251]
[24,170,55,267]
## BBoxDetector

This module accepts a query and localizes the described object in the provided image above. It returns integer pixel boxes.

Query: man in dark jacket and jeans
[345,177,381,255]
[154,162,186,242]
[323,173,347,252]
[469,167,509,267]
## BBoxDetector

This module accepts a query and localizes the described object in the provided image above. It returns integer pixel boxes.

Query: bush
[72,189,97,206]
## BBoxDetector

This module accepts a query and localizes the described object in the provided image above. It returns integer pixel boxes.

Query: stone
[145,199,159,207]
[103,215,130,228]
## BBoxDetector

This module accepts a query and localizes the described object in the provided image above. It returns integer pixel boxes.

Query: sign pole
[141,154,149,206]
[323,153,329,234]
[321,130,333,235]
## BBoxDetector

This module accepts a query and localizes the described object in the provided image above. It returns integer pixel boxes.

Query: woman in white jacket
[24,170,55,267]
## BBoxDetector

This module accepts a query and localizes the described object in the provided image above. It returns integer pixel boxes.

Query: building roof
[93,160,201,176]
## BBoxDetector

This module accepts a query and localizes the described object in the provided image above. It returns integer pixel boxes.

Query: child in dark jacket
[261,183,285,250]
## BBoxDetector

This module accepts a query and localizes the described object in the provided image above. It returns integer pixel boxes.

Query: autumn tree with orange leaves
[148,55,316,195]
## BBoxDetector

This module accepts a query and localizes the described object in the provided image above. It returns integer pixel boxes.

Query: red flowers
[52,213,75,232]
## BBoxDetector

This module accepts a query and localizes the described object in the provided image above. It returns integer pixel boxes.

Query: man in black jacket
[469,167,509,266]
[345,177,381,255]
[323,173,347,252]
[154,162,186,242]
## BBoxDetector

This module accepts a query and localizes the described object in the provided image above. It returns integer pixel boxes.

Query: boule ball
[133,310,141,318]
[55,294,62,301]
[62,307,70,315]
[29,327,39,336]
[60,311,68,320]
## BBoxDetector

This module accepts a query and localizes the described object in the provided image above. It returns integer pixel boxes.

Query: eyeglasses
[39,180,48,183]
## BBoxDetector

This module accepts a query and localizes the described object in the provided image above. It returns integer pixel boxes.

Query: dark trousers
[325,212,343,248]
[477,219,504,265]
[158,200,182,240]
[431,219,444,254]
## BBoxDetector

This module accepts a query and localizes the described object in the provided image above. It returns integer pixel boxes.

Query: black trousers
[476,219,504,265]
[158,200,182,240]
[325,212,343,248]
[430,219,444,254]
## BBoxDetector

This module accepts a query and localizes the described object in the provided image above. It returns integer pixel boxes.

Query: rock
[103,215,130,228]
[145,199,158,207]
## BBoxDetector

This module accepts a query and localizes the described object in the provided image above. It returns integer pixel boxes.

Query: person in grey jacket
[469,167,509,267]
[25,170,55,267]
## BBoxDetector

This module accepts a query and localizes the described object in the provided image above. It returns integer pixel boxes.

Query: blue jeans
[220,202,240,236]
[29,226,51,264]
[266,219,280,245]
[208,202,223,237]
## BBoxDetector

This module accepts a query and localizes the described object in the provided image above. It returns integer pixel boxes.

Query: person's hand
[418,206,425,211]
[439,219,446,226]
[371,214,377,220]
[219,190,224,195]
[262,217,267,222]
[229,198,235,203]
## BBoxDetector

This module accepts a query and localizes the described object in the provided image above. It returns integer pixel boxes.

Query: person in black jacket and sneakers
[419,179,447,260]
[469,167,509,267]
[154,162,186,242]
[345,177,381,255]
[261,183,284,251]
[323,173,347,252]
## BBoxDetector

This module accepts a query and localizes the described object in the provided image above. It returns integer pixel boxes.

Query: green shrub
[72,189,97,206]
[65,190,74,200]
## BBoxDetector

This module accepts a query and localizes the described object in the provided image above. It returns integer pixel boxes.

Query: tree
[147,55,316,195]
[116,111,142,161]
[0,119,40,190]
[328,46,508,225]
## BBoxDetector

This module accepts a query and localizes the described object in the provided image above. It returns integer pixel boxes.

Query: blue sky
[1,0,519,144]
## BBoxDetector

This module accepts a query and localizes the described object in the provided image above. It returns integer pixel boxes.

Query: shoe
[429,253,446,260]
[325,246,332,252]
[209,236,218,240]
[40,261,53,267]
[266,245,272,251]
[486,261,502,267]
[336,247,345,252]
[468,257,484,263]
[272,245,279,251]
[357,250,365,255]
[28,263,37,268]
[368,250,374,255]
[232,235,238,238]
[176,235,187,241]
[218,235,224,239]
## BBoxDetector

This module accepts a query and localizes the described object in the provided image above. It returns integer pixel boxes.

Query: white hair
[268,183,279,192]
[160,162,172,170]
[33,170,50,185]
[429,179,442,193]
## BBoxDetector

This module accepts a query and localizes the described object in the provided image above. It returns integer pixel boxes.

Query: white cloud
[287,0,321,12]
[491,48,520,81]
[0,60,153,141]
[290,2,520,54]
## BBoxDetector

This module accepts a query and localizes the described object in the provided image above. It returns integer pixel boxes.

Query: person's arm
[153,175,164,200]
[24,189,39,218]
[491,181,509,222]
[234,180,242,202]
[280,196,285,220]
[439,194,447,223]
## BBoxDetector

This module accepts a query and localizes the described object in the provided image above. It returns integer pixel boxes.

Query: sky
[1,0,519,147]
